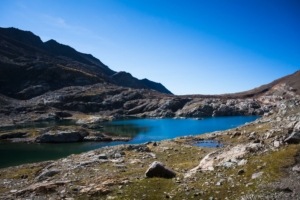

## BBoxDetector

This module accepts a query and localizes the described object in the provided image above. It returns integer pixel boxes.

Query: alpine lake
[0,116,260,168]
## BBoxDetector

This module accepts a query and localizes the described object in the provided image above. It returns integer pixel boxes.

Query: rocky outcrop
[176,99,265,117]
[187,143,263,177]
[0,131,27,139]
[35,169,61,182]
[36,127,89,143]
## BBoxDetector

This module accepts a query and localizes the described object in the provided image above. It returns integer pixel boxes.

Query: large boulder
[145,161,176,178]
[284,132,300,144]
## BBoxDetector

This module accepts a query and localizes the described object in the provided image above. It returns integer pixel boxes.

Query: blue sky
[0,0,299,95]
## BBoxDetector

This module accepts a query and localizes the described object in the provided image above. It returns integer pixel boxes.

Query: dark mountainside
[110,71,147,89]
[0,27,172,98]
[140,78,173,95]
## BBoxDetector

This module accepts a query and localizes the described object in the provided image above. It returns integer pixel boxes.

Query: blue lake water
[0,116,259,168]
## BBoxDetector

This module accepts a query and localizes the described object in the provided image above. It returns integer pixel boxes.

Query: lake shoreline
[0,116,259,169]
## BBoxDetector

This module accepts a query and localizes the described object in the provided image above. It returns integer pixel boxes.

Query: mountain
[0,27,173,99]
[179,70,300,99]
[43,39,115,76]
[140,78,173,94]
[111,71,147,89]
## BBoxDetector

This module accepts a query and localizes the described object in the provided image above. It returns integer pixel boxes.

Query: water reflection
[101,123,150,137]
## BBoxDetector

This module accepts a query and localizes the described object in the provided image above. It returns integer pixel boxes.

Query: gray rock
[251,172,264,179]
[98,154,108,159]
[115,153,122,158]
[292,164,300,172]
[145,161,176,178]
[36,169,60,181]
[284,131,300,143]
[238,159,248,166]
[274,140,280,147]
[293,121,300,132]
[230,132,241,138]
[246,182,253,187]
[238,169,245,175]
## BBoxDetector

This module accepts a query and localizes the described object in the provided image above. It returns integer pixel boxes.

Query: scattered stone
[246,182,253,187]
[230,132,241,138]
[98,154,108,159]
[145,161,176,178]
[257,166,263,170]
[275,187,293,193]
[274,140,280,147]
[237,159,248,166]
[292,164,300,172]
[252,172,264,179]
[238,169,245,175]
[115,153,122,158]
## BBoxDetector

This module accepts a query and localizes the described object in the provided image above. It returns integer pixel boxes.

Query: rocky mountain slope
[0,27,172,98]
[140,78,173,95]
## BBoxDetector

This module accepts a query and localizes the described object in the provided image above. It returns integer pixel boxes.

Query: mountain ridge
[0,27,172,96]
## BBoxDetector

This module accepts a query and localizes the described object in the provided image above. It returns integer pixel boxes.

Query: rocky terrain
[0,27,300,199]
[0,94,300,200]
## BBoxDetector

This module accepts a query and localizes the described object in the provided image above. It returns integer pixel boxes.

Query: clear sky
[0,0,299,95]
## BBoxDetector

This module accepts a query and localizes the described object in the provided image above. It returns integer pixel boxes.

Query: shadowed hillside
[0,27,173,98]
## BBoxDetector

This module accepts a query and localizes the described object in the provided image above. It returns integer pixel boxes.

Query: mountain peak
[140,78,173,94]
